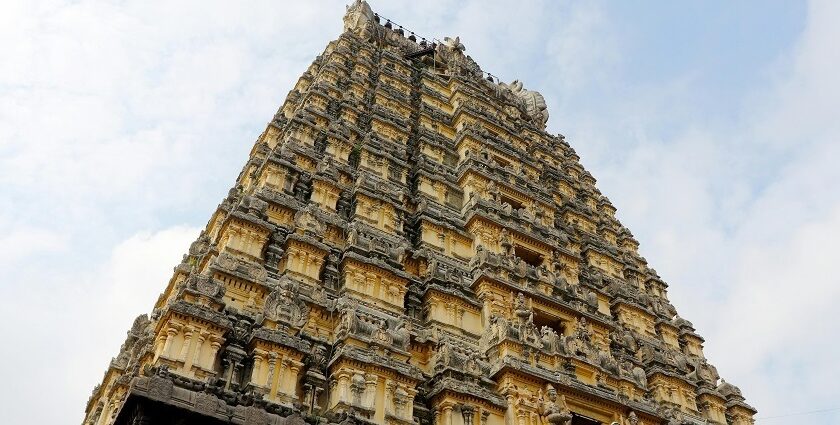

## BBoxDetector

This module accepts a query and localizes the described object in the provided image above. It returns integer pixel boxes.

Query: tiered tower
[83,2,756,425]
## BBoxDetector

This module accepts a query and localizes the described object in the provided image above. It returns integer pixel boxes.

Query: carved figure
[485,181,500,203]
[392,321,410,350]
[540,385,572,425]
[343,0,375,37]
[499,228,513,255]
[632,366,647,388]
[188,231,211,258]
[442,36,465,54]
[294,204,324,236]
[575,317,591,343]
[264,276,309,328]
[501,80,549,128]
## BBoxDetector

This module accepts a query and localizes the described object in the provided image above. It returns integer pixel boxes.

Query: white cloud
[0,226,200,424]
[0,226,66,266]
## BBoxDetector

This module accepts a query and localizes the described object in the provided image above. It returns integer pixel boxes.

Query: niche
[532,310,566,336]
[499,193,524,210]
[513,245,543,268]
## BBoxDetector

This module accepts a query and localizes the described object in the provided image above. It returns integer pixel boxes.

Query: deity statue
[499,228,513,255]
[575,317,591,344]
[540,385,572,425]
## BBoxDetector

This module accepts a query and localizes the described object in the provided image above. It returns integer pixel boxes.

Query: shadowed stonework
[83,2,756,425]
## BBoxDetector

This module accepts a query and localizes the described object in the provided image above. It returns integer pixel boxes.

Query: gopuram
[83,2,756,424]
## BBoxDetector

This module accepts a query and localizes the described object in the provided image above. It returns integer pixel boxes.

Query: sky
[1,0,838,423]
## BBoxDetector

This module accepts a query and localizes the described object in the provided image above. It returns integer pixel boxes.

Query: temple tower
[83,2,756,425]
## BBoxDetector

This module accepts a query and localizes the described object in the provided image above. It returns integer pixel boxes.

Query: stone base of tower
[112,373,318,425]
[114,396,229,425]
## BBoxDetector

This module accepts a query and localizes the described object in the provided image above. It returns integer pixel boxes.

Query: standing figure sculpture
[541,385,573,425]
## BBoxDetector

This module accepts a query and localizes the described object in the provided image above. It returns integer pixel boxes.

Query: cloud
[0,226,66,266]
[0,226,200,424]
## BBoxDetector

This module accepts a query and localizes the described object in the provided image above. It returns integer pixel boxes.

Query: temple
[83,2,756,425]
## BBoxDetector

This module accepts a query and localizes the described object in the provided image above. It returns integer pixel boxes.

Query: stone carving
[263,275,309,328]
[500,80,549,129]
[432,339,488,379]
[540,385,572,425]
[194,392,222,416]
[292,173,312,202]
[632,365,647,388]
[499,228,514,255]
[216,251,238,271]
[564,317,596,359]
[187,273,225,299]
[336,300,409,351]
[433,36,482,77]
[111,314,152,371]
[222,185,243,210]
[347,222,409,266]
[187,231,211,260]
[344,1,376,38]
[597,350,619,375]
[697,359,720,384]
[242,194,268,219]
[265,228,287,271]
[540,326,568,355]
[294,204,324,237]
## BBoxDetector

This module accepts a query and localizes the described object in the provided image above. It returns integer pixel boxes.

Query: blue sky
[1,1,838,423]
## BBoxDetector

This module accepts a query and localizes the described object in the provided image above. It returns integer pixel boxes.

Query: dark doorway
[571,413,601,425]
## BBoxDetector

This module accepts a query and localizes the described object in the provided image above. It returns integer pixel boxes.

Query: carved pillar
[442,404,454,425]
[207,338,222,370]
[364,373,378,410]
[275,357,289,398]
[95,398,109,425]
[162,326,180,359]
[313,386,324,412]
[334,371,350,406]
[384,379,395,416]
[153,334,166,362]
[179,328,194,364]
[265,353,278,390]
[351,373,365,407]
[461,405,476,425]
[251,350,266,388]
[286,359,304,399]
[503,386,517,425]
[191,332,207,368]
[406,387,418,419]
